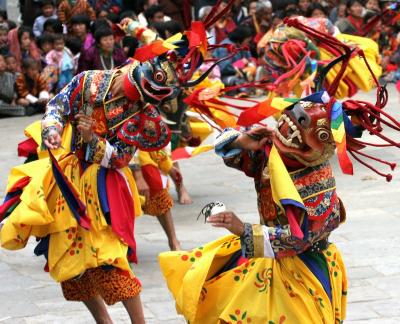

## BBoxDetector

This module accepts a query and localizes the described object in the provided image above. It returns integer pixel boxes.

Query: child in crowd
[37,33,54,67]
[0,54,16,105]
[45,34,74,91]
[8,26,41,72]
[15,58,49,114]
[5,54,19,77]
[0,23,8,56]
[33,0,58,38]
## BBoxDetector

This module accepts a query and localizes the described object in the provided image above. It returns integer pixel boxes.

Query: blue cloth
[214,128,242,158]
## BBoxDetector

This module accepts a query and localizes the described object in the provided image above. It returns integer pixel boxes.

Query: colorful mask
[125,55,181,105]
[273,101,335,166]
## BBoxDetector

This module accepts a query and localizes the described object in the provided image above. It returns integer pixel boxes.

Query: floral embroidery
[324,249,341,277]
[54,195,66,214]
[179,246,204,263]
[233,260,255,282]
[227,309,252,323]
[308,288,324,308]
[254,268,272,293]
[221,236,241,250]
[268,315,287,324]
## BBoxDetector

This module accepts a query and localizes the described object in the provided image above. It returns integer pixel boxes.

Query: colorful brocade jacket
[43,69,170,168]
[215,129,346,259]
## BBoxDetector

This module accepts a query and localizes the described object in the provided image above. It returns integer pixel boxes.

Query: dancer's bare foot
[178,185,193,205]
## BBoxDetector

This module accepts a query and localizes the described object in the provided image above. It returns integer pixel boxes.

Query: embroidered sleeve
[42,72,84,134]
[215,128,264,178]
[85,134,136,169]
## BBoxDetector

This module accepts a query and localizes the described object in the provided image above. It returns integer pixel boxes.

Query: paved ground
[0,86,400,323]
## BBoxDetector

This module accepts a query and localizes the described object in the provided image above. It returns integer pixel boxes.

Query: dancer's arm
[215,127,273,177]
[208,201,342,259]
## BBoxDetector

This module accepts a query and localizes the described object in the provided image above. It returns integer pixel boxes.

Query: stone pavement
[0,86,400,323]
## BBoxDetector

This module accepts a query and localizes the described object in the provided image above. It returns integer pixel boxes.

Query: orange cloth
[15,73,48,99]
[58,0,96,26]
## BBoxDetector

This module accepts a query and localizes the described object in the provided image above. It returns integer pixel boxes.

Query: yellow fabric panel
[159,235,347,324]
[1,152,140,282]
[190,120,213,143]
[252,224,265,258]
[138,149,173,174]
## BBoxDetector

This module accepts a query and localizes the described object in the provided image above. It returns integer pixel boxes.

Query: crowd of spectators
[0,0,398,115]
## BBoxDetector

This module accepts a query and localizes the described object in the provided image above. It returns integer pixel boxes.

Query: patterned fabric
[57,0,95,27]
[142,188,173,217]
[43,69,170,168]
[15,73,48,99]
[61,266,141,305]
[159,235,347,324]
[240,222,254,258]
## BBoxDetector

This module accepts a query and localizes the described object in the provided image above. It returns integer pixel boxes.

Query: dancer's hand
[207,211,245,236]
[233,127,274,151]
[76,113,94,143]
[43,127,62,150]
[133,170,150,202]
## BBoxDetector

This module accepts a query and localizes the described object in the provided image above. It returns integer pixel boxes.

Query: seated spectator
[43,18,64,35]
[365,0,381,14]
[15,58,49,113]
[329,0,347,24]
[70,15,94,50]
[37,33,54,67]
[214,1,237,44]
[231,0,248,24]
[33,0,58,38]
[213,26,255,96]
[45,34,74,91]
[138,0,170,27]
[247,1,257,17]
[0,54,16,104]
[145,5,168,28]
[306,3,329,18]
[65,35,83,71]
[58,0,96,30]
[8,26,41,72]
[0,23,8,55]
[5,54,19,77]
[297,0,311,16]
[0,10,11,30]
[335,0,364,35]
[78,27,126,72]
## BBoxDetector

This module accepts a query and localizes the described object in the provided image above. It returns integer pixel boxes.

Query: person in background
[231,0,248,24]
[65,35,83,73]
[138,0,171,27]
[307,3,329,18]
[5,54,20,77]
[144,5,168,28]
[297,0,311,16]
[78,27,126,72]
[365,0,381,14]
[43,18,64,35]
[159,0,187,26]
[329,0,347,24]
[33,0,58,38]
[214,1,237,44]
[8,26,41,72]
[45,34,75,91]
[15,58,49,113]
[58,0,96,30]
[247,1,258,17]
[70,15,94,50]
[37,33,54,68]
[0,54,16,105]
[335,0,365,35]
[0,23,8,56]
[213,26,255,96]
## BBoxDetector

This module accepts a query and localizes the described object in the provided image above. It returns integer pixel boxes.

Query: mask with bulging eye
[129,54,181,105]
[273,101,336,166]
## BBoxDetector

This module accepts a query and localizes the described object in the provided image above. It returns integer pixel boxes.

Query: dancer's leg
[121,295,146,324]
[156,209,181,250]
[82,295,113,324]
[172,162,192,205]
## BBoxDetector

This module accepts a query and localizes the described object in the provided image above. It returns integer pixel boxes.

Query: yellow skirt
[159,235,347,324]
[1,123,142,283]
